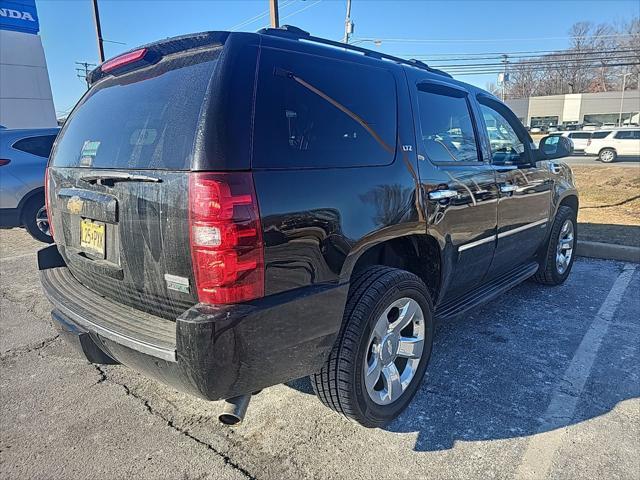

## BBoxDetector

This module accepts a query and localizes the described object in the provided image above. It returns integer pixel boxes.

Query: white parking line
[516,264,637,480]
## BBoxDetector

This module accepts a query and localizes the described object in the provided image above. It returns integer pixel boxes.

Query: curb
[577,240,640,263]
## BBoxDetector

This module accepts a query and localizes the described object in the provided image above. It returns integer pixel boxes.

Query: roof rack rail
[258,25,452,78]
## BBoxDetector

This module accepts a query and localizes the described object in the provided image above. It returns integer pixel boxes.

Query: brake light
[101,48,147,73]
[44,167,54,239]
[0,159,10,166]
[189,172,264,304]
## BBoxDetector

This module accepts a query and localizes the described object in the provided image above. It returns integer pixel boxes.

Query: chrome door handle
[500,184,518,193]
[549,162,562,174]
[429,189,458,200]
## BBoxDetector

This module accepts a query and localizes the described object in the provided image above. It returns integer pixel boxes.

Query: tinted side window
[12,135,57,158]
[570,132,591,139]
[478,103,527,164]
[614,130,640,139]
[253,50,397,169]
[592,131,611,139]
[416,84,478,163]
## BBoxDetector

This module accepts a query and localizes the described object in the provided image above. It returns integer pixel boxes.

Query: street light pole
[618,73,631,126]
[91,0,105,63]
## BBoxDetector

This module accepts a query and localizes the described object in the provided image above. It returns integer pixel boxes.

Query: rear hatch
[48,44,221,319]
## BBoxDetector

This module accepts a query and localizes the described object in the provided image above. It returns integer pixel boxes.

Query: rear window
[13,135,57,158]
[252,49,397,169]
[51,49,219,170]
[591,131,611,139]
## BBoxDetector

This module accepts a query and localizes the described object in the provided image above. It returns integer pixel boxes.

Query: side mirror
[538,135,573,159]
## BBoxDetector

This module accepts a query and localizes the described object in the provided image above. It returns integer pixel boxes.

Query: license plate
[80,219,105,257]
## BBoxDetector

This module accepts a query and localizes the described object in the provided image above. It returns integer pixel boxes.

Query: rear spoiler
[88,31,230,86]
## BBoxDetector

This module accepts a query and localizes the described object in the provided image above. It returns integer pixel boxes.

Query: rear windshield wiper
[79,172,162,185]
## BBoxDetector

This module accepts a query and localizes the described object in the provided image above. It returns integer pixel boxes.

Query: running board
[435,261,539,320]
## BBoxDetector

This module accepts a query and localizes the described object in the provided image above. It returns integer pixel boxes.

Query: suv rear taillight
[189,172,264,305]
[44,167,54,239]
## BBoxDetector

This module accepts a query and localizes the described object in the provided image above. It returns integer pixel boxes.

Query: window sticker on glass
[80,140,101,167]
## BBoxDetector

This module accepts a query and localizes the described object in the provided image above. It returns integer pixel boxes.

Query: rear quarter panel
[250,47,424,296]
[0,148,46,210]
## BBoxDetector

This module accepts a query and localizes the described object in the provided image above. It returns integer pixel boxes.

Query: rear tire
[599,148,617,163]
[533,205,576,285]
[21,195,53,244]
[311,266,434,428]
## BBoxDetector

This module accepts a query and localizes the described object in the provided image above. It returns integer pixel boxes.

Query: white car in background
[584,128,640,163]
[558,131,593,152]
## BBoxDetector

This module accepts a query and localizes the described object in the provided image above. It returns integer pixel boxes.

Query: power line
[352,32,637,44]
[227,0,296,31]
[442,62,640,76]
[433,55,640,70]
[397,47,639,58]
[414,48,639,63]
[269,0,322,26]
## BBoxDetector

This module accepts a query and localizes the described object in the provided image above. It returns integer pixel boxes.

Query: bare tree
[505,18,640,98]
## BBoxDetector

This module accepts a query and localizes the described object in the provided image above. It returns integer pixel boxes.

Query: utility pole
[269,0,279,28]
[618,72,631,126]
[91,0,105,62]
[343,0,353,43]
[75,61,96,90]
[500,54,509,101]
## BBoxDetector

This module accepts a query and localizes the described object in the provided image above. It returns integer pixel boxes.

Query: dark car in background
[0,128,59,243]
[38,27,577,427]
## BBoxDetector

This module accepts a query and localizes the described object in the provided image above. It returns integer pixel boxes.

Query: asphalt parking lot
[1,227,638,480]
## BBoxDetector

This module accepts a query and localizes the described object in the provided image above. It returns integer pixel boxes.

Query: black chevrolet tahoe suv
[39,26,578,427]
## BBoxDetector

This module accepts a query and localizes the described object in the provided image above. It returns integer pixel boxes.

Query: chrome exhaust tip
[218,395,251,425]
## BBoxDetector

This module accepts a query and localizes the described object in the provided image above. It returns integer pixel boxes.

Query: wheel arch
[17,187,44,221]
[558,193,579,214]
[599,146,617,156]
[343,234,443,304]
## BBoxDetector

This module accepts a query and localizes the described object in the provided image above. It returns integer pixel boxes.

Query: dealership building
[0,0,57,129]
[506,90,640,128]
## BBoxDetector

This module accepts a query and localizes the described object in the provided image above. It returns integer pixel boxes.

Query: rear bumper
[38,245,348,400]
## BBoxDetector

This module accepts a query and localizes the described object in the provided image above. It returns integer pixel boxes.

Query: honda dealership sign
[0,0,39,34]
[0,0,56,128]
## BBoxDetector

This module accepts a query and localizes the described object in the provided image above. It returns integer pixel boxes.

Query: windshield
[51,49,219,170]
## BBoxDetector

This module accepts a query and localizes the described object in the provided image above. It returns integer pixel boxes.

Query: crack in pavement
[93,365,257,480]
[0,335,60,361]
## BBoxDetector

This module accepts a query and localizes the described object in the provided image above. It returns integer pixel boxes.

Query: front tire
[599,148,617,163]
[533,205,577,285]
[312,266,434,428]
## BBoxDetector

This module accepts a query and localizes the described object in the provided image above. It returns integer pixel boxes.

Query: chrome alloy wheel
[600,150,615,162]
[364,297,426,405]
[35,206,51,237]
[556,219,574,274]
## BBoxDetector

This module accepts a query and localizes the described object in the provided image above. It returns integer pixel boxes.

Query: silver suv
[0,128,59,242]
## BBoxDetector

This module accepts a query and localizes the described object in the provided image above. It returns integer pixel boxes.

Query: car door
[568,131,590,150]
[476,95,552,278]
[613,129,640,156]
[411,80,498,300]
